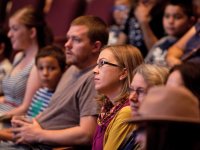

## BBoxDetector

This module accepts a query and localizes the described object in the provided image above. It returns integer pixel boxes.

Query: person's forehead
[67,25,89,36]
[98,49,115,60]
[131,73,147,88]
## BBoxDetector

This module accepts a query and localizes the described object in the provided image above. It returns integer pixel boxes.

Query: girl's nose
[93,65,99,74]
[129,91,138,103]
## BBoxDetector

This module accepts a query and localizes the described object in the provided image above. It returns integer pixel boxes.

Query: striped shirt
[0,55,34,114]
[27,87,54,118]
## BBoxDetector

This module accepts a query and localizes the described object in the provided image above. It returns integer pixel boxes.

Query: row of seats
[1,0,115,46]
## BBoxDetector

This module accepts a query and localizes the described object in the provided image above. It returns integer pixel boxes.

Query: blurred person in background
[108,0,131,45]
[0,6,53,119]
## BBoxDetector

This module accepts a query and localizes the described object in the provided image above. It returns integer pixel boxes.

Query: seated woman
[0,6,53,117]
[118,64,169,149]
[127,86,200,150]
[0,45,66,141]
[92,45,143,150]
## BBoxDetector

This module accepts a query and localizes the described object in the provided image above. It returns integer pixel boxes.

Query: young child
[0,45,65,137]
[145,0,195,66]
[26,45,66,117]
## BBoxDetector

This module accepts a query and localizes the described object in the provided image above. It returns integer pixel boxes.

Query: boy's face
[163,4,192,37]
[36,56,63,90]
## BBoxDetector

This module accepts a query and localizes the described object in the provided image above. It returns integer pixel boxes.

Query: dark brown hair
[36,45,66,72]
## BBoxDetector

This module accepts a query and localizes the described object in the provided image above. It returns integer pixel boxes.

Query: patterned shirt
[27,87,54,118]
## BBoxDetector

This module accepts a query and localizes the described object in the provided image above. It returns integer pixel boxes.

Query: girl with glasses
[92,45,143,150]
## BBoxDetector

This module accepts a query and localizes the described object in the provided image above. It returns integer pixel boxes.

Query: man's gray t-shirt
[37,65,99,130]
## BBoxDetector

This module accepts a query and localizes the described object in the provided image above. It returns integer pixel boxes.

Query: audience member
[166,22,200,66]
[118,0,167,57]
[0,6,53,117]
[129,64,169,116]
[127,86,200,150]
[166,0,200,67]
[118,64,169,149]
[0,15,108,149]
[0,30,13,95]
[166,61,200,100]
[145,0,195,66]
[0,45,66,140]
[108,0,131,45]
[26,45,66,118]
[92,45,144,150]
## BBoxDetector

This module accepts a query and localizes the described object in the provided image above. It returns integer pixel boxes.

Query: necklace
[97,97,129,126]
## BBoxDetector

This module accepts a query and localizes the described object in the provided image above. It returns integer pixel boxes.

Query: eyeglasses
[129,87,147,97]
[113,5,129,11]
[97,60,121,68]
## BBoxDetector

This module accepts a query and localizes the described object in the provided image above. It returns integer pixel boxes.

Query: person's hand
[11,115,32,128]
[0,114,12,122]
[166,56,182,68]
[134,1,155,24]
[11,117,42,144]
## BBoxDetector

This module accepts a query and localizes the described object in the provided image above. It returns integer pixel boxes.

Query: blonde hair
[133,64,169,87]
[100,44,144,102]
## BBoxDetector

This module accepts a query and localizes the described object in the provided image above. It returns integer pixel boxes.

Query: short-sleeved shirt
[37,65,99,130]
[27,87,54,118]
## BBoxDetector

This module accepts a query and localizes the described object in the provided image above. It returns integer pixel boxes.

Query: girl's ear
[30,27,37,39]
[119,68,128,80]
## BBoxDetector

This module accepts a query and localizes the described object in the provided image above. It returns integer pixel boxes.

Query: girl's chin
[95,86,105,94]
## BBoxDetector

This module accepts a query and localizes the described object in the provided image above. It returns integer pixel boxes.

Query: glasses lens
[98,60,105,68]
[113,5,128,11]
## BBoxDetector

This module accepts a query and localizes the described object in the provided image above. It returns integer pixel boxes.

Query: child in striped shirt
[27,45,66,117]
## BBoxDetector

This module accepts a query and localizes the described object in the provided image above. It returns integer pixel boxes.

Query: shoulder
[108,106,132,126]
[12,52,24,65]
[117,106,132,119]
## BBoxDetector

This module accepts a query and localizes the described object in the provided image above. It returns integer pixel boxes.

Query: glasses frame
[97,59,121,68]
[128,87,147,97]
